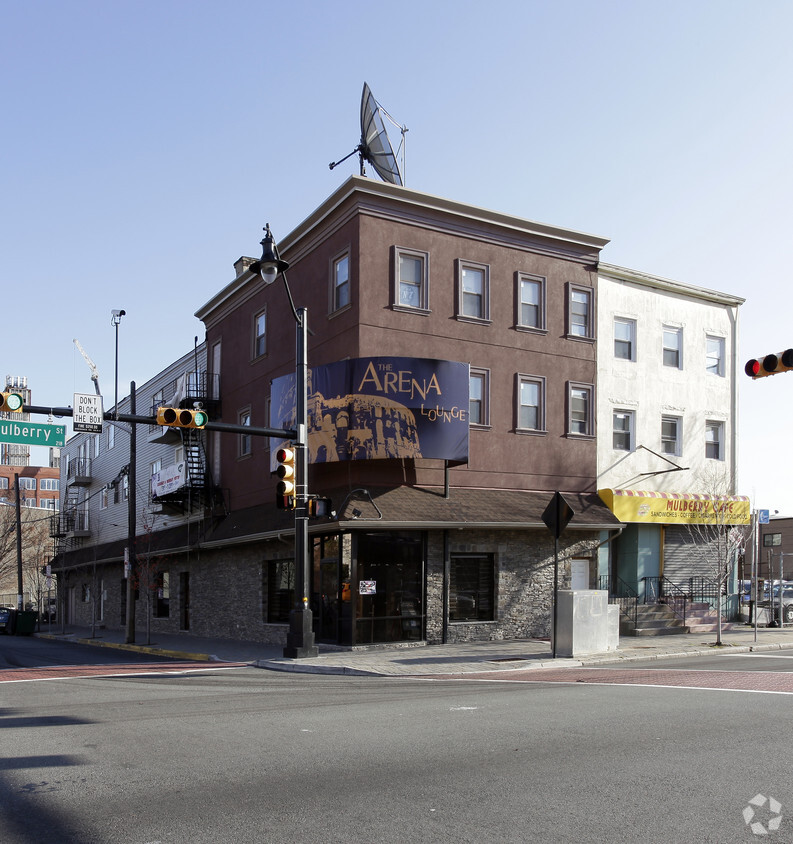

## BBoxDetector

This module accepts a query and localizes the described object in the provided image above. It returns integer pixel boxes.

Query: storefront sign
[271,356,470,467]
[599,488,751,525]
[359,581,376,595]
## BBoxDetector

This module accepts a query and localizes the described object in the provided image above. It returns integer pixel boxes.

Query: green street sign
[0,419,66,447]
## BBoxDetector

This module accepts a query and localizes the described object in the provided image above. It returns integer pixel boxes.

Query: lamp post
[111,309,126,420]
[251,225,318,659]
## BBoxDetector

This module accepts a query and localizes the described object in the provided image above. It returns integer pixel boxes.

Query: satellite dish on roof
[329,82,407,185]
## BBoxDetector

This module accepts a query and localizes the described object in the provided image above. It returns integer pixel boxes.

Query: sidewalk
[32,623,793,677]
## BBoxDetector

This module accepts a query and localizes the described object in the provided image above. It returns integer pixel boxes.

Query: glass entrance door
[354,532,424,644]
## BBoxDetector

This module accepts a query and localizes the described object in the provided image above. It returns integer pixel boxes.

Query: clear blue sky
[2,0,792,512]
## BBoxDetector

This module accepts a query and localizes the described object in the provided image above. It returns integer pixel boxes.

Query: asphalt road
[2,638,792,843]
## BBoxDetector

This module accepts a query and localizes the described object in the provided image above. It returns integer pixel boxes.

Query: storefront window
[449,553,495,621]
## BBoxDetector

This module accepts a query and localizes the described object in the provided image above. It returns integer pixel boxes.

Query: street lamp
[251,225,318,659]
[111,309,126,420]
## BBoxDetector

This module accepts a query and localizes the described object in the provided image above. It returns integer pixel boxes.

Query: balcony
[67,457,92,486]
[148,371,220,445]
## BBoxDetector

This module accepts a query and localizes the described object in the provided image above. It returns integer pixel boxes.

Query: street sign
[758,509,770,524]
[542,491,575,539]
[73,393,104,433]
[0,419,66,447]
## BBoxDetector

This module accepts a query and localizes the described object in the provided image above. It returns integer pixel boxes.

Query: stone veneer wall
[61,528,602,646]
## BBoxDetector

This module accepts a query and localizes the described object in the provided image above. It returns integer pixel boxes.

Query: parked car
[758,587,793,624]
[0,606,14,634]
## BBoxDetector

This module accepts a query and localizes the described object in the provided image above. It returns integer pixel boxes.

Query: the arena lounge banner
[271,357,469,467]
[598,488,751,526]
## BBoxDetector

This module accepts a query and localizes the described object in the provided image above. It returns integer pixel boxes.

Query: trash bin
[0,607,17,634]
[13,610,37,635]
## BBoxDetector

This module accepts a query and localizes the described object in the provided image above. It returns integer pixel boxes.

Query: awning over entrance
[598,488,750,526]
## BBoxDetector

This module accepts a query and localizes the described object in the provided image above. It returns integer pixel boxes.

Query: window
[239,409,251,457]
[613,410,634,451]
[469,368,489,427]
[18,477,36,490]
[0,477,8,489]
[457,261,489,322]
[517,375,545,432]
[100,487,108,510]
[763,533,782,547]
[122,474,129,501]
[449,554,495,621]
[40,478,59,491]
[568,383,594,436]
[663,326,682,368]
[154,572,170,618]
[568,285,593,339]
[253,310,266,358]
[267,559,295,623]
[516,274,545,330]
[108,424,115,450]
[82,584,91,603]
[42,498,58,511]
[332,252,350,311]
[394,248,428,311]
[706,335,725,376]
[661,415,681,456]
[614,318,636,361]
[151,458,162,477]
[93,434,100,458]
[705,420,724,460]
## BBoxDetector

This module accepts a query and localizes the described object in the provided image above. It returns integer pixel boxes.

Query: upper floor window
[568,285,594,339]
[663,326,683,369]
[612,410,635,451]
[705,420,724,460]
[568,383,594,436]
[614,318,636,361]
[517,375,545,432]
[763,533,782,547]
[93,434,101,458]
[239,409,251,457]
[706,335,725,376]
[332,252,350,312]
[469,368,489,427]
[661,415,682,457]
[40,478,59,491]
[0,477,8,489]
[253,310,267,358]
[394,248,428,311]
[108,424,115,450]
[18,477,36,490]
[457,261,490,322]
[100,487,108,510]
[516,274,545,331]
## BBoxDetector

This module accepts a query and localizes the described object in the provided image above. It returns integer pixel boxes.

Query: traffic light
[275,447,296,496]
[0,391,23,412]
[745,349,793,379]
[307,497,334,518]
[155,407,208,428]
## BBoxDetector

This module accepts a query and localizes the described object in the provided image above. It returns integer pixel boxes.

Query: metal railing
[599,574,639,629]
[66,457,91,480]
[644,576,688,626]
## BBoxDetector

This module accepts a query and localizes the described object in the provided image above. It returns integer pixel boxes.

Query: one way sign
[73,393,104,433]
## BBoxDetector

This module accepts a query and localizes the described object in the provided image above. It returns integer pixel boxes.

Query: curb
[36,632,219,663]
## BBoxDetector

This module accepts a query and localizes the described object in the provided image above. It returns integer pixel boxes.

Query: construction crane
[73,339,101,396]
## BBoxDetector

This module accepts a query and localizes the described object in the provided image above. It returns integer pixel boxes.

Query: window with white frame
[332,252,350,312]
[705,420,724,460]
[568,285,594,339]
[457,261,489,322]
[661,415,682,456]
[42,498,59,511]
[93,434,100,458]
[516,274,545,330]
[253,310,266,358]
[663,326,682,368]
[0,477,8,489]
[706,335,725,376]
[517,375,545,432]
[614,318,636,361]
[108,424,115,450]
[394,248,428,311]
[568,383,594,436]
[40,478,59,491]
[612,410,635,451]
[469,368,489,427]
[100,487,108,510]
[18,477,36,490]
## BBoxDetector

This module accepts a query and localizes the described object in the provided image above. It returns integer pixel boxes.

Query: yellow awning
[598,488,751,526]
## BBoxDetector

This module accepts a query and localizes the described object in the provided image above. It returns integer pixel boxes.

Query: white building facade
[595,263,748,615]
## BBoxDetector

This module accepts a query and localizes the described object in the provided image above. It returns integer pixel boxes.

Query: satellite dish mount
[329,82,406,185]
